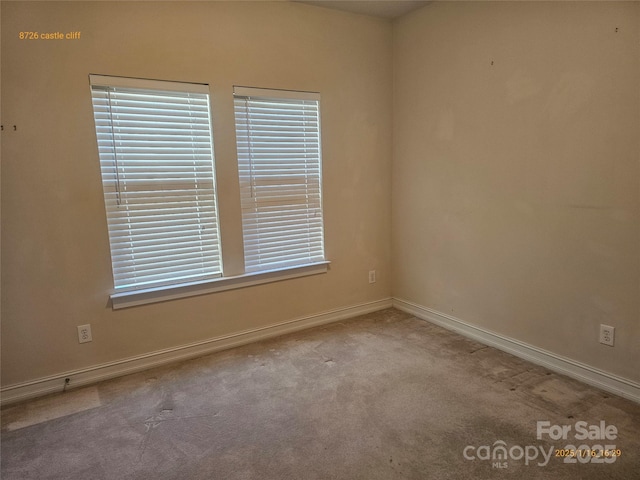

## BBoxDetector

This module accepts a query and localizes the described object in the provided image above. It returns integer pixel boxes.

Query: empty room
[1,1,638,478]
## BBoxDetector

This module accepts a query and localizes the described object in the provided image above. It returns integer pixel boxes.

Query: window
[233,87,325,273]
[90,78,328,308]
[90,75,222,292]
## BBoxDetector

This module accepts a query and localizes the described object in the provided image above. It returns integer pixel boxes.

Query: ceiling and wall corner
[295,1,430,19]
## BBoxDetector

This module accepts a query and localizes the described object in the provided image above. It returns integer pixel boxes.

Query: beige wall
[393,2,640,382]
[1,1,393,386]
[3,0,639,393]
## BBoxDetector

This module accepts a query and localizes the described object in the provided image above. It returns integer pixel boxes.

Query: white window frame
[90,75,224,295]
[233,86,326,274]
[90,77,328,309]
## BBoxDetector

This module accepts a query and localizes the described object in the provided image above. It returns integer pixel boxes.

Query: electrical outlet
[599,324,614,347]
[77,324,92,344]
[369,270,376,284]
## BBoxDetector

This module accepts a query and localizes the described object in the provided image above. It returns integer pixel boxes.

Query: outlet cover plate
[78,324,92,344]
[600,324,614,347]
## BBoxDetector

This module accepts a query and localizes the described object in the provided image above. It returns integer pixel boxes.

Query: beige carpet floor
[1,308,639,479]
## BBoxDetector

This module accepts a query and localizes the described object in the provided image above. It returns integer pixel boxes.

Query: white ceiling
[296,1,430,19]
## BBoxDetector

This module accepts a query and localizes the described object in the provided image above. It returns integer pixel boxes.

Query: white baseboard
[0,298,392,406]
[393,297,640,404]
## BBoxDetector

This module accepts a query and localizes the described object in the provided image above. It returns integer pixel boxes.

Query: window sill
[110,262,330,310]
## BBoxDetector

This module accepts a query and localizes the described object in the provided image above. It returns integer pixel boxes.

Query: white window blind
[90,75,222,291]
[234,87,325,273]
